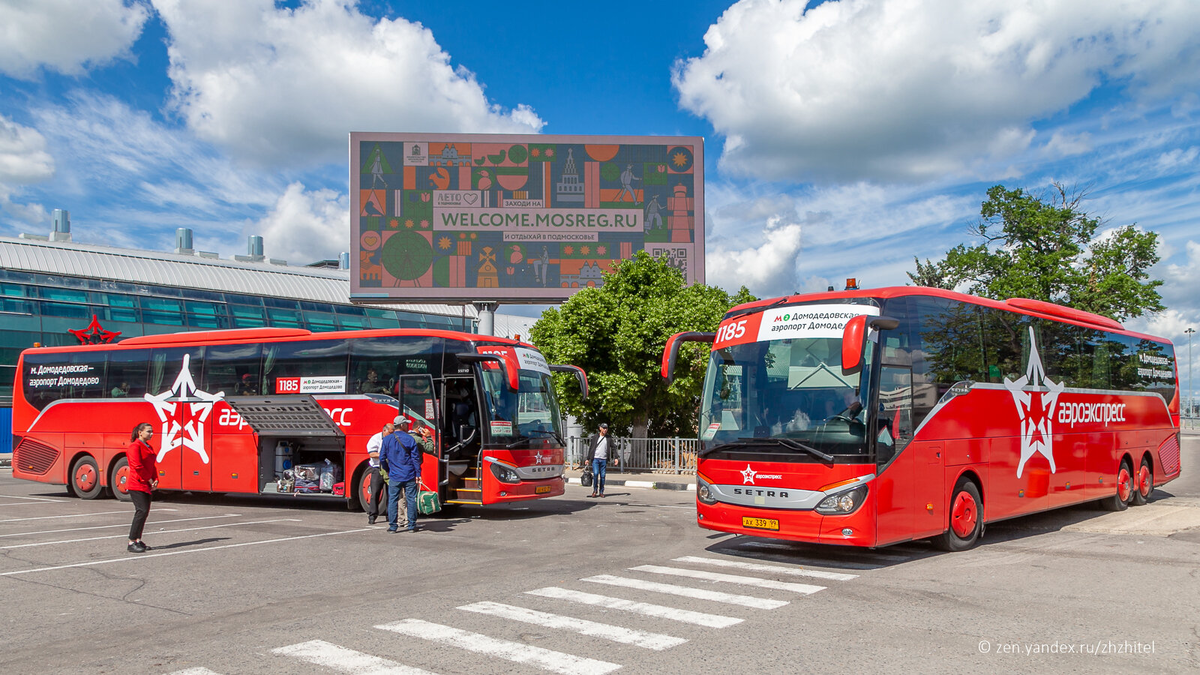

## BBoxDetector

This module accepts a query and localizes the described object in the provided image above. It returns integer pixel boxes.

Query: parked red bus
[662,287,1181,550]
[12,327,586,510]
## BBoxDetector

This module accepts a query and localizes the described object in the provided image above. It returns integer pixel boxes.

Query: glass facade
[0,268,474,402]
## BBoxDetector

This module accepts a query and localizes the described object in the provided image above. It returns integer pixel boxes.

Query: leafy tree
[908,183,1163,321]
[530,251,755,438]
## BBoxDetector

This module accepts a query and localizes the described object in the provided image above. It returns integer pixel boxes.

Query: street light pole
[1186,327,1195,421]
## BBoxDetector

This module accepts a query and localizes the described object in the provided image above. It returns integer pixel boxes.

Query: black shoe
[368,516,377,525]
[387,528,398,533]
[127,542,146,553]
[138,541,154,551]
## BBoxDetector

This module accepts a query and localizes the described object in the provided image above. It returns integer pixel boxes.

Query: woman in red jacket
[126,422,159,553]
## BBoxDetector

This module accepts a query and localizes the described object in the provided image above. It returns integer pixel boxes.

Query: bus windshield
[699,334,874,460]
[480,369,563,445]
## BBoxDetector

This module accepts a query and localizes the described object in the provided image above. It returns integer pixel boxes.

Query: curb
[566,476,695,491]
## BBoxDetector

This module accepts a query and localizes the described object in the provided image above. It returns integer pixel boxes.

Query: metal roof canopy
[225,396,345,438]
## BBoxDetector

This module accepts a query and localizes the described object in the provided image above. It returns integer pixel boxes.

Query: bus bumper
[697,498,876,547]
[485,476,566,503]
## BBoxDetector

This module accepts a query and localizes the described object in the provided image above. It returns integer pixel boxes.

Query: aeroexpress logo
[1004,327,1065,478]
[143,354,225,464]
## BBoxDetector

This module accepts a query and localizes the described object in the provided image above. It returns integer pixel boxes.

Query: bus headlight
[489,462,521,484]
[815,485,867,515]
[697,477,717,505]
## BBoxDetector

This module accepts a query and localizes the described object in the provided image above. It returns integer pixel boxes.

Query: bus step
[445,499,483,505]
[461,478,481,488]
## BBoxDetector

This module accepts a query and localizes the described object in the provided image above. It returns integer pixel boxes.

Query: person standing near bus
[586,423,616,498]
[379,416,425,532]
[126,422,159,553]
[365,421,394,525]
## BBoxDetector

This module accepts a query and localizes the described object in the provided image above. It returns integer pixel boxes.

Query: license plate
[535,486,552,494]
[742,516,779,531]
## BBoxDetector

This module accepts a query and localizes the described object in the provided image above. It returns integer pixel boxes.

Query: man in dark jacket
[379,416,425,532]
[585,423,617,498]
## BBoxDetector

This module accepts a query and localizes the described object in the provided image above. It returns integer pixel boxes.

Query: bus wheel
[71,456,104,500]
[110,458,132,503]
[1132,458,1153,506]
[1101,460,1134,511]
[934,479,981,551]
[354,468,371,513]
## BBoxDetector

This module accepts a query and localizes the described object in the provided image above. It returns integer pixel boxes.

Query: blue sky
[2,0,1200,389]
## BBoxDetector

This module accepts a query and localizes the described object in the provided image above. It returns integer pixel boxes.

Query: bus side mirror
[661,332,716,383]
[550,364,589,400]
[455,353,518,391]
[842,315,867,375]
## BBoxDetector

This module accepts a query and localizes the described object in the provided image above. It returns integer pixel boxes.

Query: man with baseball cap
[378,415,433,532]
[586,423,616,498]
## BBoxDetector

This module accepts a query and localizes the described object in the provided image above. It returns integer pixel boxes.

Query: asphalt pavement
[0,439,1197,674]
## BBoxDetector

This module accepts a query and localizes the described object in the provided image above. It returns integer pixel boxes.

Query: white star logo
[1003,327,1065,478]
[740,464,756,485]
[143,354,225,464]
[534,451,546,465]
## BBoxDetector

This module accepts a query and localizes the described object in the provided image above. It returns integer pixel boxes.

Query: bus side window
[107,349,150,399]
[148,347,205,394]
[202,343,262,396]
[877,365,913,460]
[349,337,442,396]
[262,339,349,395]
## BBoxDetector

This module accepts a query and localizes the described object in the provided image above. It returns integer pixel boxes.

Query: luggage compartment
[224,396,346,497]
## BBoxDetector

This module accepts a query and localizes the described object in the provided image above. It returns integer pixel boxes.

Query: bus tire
[1132,457,1153,506]
[71,455,105,500]
[934,479,982,552]
[110,457,132,503]
[1101,460,1134,511]
[354,467,371,513]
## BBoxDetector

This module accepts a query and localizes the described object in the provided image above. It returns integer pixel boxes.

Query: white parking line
[0,494,68,503]
[0,508,178,523]
[458,601,686,650]
[525,587,743,628]
[0,518,303,550]
[672,555,859,581]
[631,565,825,594]
[0,528,370,577]
[0,514,241,540]
[166,668,224,675]
[0,502,62,508]
[376,619,620,675]
[273,639,437,674]
[581,575,788,610]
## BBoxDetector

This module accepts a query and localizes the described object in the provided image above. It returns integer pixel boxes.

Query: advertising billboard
[350,133,703,302]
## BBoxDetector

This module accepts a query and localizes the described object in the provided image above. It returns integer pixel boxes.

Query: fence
[566,436,698,474]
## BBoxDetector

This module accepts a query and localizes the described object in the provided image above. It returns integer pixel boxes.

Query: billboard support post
[474,301,499,336]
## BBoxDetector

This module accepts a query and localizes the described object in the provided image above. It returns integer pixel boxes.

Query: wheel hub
[951,492,977,538]
[1117,467,1132,502]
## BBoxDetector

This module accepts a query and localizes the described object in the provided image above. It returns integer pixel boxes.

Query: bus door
[440,376,483,501]
[397,374,441,488]
[874,365,916,545]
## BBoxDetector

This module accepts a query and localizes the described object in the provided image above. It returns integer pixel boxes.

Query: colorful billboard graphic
[350,133,704,302]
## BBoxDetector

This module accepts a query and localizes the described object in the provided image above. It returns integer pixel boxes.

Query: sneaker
[127,542,146,553]
[138,541,154,551]
[387,528,398,533]
[368,516,377,525]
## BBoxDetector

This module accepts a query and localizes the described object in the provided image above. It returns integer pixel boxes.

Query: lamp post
[1186,327,1195,422]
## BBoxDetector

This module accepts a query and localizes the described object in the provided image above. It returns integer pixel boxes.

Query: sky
[2,0,1200,392]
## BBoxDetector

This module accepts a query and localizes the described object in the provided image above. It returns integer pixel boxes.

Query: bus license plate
[742,516,779,531]
[535,486,552,494]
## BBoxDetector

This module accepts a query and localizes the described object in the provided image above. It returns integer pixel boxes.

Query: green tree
[530,251,755,438]
[908,183,1163,321]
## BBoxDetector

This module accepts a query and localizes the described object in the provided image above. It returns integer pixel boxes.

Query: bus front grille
[14,439,58,475]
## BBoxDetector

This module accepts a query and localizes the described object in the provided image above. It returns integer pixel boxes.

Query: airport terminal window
[1,283,33,297]
[267,307,303,328]
[40,301,92,319]
[40,287,88,303]
[302,310,337,331]
[230,304,266,328]
[202,343,261,395]
[141,297,184,326]
[91,305,140,324]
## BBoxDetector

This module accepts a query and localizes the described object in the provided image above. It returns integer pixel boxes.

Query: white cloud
[707,216,803,297]
[673,0,1200,182]
[0,113,54,226]
[0,0,148,79]
[251,182,348,264]
[153,0,545,165]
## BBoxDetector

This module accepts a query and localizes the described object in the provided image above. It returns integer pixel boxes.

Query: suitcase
[417,489,441,515]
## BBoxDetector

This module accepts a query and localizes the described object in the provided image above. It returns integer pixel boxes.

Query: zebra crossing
[167,554,861,675]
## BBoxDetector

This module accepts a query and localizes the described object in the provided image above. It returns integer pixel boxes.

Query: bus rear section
[668,288,1181,550]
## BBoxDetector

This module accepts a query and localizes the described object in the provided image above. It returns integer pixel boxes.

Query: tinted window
[148,347,205,395]
[21,351,107,410]
[107,349,151,398]
[202,343,262,395]
[349,336,442,396]
[262,339,348,394]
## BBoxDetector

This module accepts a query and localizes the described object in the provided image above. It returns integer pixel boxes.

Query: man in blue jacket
[379,416,424,532]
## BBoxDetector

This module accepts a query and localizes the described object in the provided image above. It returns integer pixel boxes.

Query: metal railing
[566,436,698,474]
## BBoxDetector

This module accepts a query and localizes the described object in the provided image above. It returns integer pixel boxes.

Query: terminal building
[0,212,537,453]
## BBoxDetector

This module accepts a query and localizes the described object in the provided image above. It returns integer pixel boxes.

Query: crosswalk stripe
[581,574,787,609]
[525,587,743,628]
[376,619,621,675]
[631,565,825,594]
[672,556,858,581]
[272,640,436,674]
[458,601,686,650]
[166,669,223,675]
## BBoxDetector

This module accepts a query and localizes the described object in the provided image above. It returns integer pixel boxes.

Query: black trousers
[129,490,151,540]
[367,468,386,517]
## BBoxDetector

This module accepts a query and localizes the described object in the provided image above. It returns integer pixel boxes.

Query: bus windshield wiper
[700,437,834,462]
[724,297,790,321]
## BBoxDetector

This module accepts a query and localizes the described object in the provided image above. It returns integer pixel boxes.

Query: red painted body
[693,287,1181,547]
[12,328,567,508]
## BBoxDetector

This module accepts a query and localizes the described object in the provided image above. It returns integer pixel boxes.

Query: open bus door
[397,374,441,494]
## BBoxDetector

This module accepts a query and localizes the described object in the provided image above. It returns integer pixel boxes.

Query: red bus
[662,287,1181,550]
[12,327,586,510]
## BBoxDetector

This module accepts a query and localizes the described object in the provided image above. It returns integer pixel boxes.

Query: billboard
[350,133,703,302]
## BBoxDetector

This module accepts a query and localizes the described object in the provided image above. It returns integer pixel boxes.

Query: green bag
[417,489,441,515]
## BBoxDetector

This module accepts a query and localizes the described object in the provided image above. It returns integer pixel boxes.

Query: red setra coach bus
[662,287,1181,550]
[12,327,586,510]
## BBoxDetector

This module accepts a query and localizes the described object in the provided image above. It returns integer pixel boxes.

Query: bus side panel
[1049,431,1094,508]
[874,448,915,547]
[211,432,259,494]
